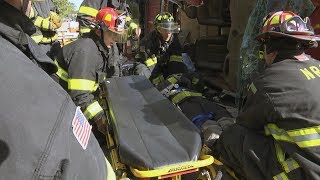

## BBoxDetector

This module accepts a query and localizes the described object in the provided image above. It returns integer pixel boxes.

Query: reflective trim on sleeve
[265,123,320,148]
[145,56,157,67]
[31,34,44,43]
[34,16,45,28]
[274,143,299,173]
[68,79,98,92]
[273,172,289,180]
[151,74,164,85]
[287,125,320,148]
[41,18,51,30]
[169,55,183,63]
[129,22,138,29]
[78,6,98,17]
[167,76,178,84]
[171,91,203,104]
[272,143,299,180]
[84,101,103,120]
[34,16,52,31]
[40,34,58,43]
[80,27,92,34]
[126,16,132,22]
[265,124,295,143]
[54,60,69,82]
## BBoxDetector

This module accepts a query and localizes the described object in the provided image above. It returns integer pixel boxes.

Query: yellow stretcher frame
[130,155,214,178]
[99,88,219,179]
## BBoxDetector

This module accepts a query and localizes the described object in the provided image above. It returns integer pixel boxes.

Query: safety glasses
[280,16,314,35]
[115,12,127,32]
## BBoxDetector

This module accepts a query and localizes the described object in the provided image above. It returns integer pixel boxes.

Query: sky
[69,0,82,10]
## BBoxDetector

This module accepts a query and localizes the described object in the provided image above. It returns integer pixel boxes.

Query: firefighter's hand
[176,74,192,89]
[96,115,108,136]
[50,11,62,29]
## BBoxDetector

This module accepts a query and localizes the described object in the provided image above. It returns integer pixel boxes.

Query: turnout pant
[214,124,305,180]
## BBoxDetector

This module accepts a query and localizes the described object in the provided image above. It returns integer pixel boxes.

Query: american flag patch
[72,107,92,150]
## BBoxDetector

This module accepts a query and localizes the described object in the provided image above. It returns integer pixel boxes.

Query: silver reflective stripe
[291,133,320,142]
[284,158,299,173]
[265,125,294,143]
[266,123,320,148]
[273,172,289,180]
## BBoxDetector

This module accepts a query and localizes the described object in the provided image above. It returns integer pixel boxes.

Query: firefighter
[28,0,62,59]
[134,12,187,84]
[54,7,129,138]
[213,11,320,179]
[77,0,139,39]
[77,0,140,77]
[135,12,234,147]
[0,0,114,179]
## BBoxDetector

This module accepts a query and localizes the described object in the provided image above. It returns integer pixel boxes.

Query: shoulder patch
[72,107,92,150]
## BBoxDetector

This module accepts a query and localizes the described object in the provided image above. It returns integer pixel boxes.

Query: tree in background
[52,0,76,18]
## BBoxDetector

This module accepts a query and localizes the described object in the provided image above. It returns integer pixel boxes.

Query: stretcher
[99,75,222,179]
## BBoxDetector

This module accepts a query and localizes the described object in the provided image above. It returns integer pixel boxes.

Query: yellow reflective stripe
[270,15,280,25]
[285,158,300,172]
[68,79,97,91]
[41,17,51,30]
[54,60,69,82]
[169,55,183,63]
[34,16,44,28]
[84,101,103,120]
[80,27,92,34]
[171,91,202,104]
[287,125,320,136]
[284,15,292,21]
[266,123,320,148]
[129,22,138,29]
[287,125,320,148]
[78,6,98,17]
[126,16,132,22]
[192,77,199,85]
[151,74,164,85]
[295,139,320,148]
[145,57,157,67]
[40,34,58,43]
[167,76,178,84]
[157,15,162,21]
[265,124,295,143]
[273,172,289,180]
[275,143,298,173]
[31,34,43,43]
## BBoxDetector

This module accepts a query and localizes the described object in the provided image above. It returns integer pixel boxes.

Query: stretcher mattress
[103,75,202,170]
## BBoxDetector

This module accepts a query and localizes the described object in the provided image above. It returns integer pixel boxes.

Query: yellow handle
[130,155,214,178]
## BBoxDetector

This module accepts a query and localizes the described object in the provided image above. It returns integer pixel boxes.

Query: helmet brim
[256,31,320,42]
